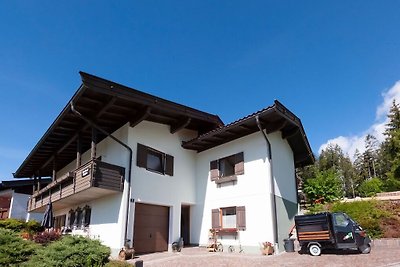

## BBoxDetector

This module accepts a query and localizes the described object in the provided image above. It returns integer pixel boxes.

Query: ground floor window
[212,206,246,231]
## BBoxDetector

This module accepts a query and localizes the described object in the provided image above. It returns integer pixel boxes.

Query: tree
[303,169,343,204]
[380,100,400,181]
[319,144,356,197]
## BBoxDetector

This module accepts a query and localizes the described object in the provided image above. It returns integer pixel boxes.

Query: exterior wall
[54,124,130,255]
[7,192,30,220]
[36,118,297,256]
[270,132,297,250]
[193,131,296,254]
[127,121,198,249]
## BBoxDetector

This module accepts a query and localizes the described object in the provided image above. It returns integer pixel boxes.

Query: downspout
[255,115,279,249]
[70,103,133,248]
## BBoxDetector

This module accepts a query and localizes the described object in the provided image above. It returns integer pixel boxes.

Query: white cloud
[319,81,400,160]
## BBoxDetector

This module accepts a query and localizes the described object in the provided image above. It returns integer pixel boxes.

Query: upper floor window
[210,152,244,183]
[137,143,174,176]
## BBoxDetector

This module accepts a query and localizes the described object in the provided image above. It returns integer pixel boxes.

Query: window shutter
[137,143,147,168]
[165,154,174,176]
[210,160,219,181]
[234,152,244,175]
[211,209,221,229]
[236,206,246,231]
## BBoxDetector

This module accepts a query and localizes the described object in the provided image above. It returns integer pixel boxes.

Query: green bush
[25,235,111,267]
[25,220,44,234]
[303,169,343,204]
[0,228,39,266]
[358,178,383,197]
[0,218,43,234]
[0,218,27,232]
[383,177,400,192]
[331,200,390,238]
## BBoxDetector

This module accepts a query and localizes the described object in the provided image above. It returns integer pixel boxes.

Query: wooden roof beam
[130,106,151,127]
[170,117,191,134]
[282,127,299,139]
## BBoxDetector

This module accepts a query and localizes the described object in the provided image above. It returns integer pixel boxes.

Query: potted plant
[262,241,274,255]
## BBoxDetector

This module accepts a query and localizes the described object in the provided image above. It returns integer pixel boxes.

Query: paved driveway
[129,245,400,267]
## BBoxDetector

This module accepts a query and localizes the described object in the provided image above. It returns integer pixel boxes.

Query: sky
[1,1,400,180]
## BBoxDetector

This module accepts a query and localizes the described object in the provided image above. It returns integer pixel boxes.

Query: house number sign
[82,167,90,177]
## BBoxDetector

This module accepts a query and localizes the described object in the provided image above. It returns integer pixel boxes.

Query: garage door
[133,203,169,254]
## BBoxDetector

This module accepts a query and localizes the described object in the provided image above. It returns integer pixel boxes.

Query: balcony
[28,160,125,212]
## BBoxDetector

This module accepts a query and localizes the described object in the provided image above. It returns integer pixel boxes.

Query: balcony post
[76,133,82,169]
[52,157,57,182]
[32,175,37,194]
[91,127,97,160]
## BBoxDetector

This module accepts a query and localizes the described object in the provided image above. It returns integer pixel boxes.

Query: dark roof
[182,100,314,167]
[0,179,52,194]
[14,72,223,178]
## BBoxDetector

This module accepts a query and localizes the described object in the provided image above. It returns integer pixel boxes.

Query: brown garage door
[133,203,169,254]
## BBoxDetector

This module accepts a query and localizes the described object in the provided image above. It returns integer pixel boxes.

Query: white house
[14,72,314,255]
[0,179,51,221]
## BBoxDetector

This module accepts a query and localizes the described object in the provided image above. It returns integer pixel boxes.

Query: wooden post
[52,157,57,182]
[37,175,42,191]
[32,175,37,194]
[76,133,82,169]
[91,127,97,160]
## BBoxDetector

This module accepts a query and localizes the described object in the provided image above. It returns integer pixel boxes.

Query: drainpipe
[70,102,133,248]
[255,115,279,249]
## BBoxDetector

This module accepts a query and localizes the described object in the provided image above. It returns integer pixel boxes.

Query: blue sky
[1,1,400,180]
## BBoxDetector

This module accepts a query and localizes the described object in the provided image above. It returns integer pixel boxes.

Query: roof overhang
[182,100,315,167]
[14,72,223,178]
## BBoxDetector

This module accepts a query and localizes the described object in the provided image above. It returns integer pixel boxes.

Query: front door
[332,213,356,249]
[181,205,190,246]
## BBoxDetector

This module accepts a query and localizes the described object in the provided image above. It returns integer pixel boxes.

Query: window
[68,209,75,228]
[210,152,244,182]
[211,206,246,231]
[137,143,174,176]
[54,214,66,230]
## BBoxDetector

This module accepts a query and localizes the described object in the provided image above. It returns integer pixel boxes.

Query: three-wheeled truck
[295,212,371,256]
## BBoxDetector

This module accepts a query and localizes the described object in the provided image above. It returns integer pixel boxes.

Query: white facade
[47,118,298,255]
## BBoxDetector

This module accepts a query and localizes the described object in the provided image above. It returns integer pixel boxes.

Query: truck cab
[295,212,371,256]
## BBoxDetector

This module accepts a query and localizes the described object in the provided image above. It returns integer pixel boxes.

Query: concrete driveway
[129,244,400,267]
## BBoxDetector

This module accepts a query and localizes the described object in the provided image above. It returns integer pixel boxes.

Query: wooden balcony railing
[28,160,125,212]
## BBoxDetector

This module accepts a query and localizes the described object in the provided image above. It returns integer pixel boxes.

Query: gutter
[70,102,133,248]
[255,115,279,249]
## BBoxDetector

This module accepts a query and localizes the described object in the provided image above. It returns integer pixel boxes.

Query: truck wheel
[359,244,371,254]
[309,244,321,256]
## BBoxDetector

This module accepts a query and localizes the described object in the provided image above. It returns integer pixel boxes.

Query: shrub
[331,200,390,238]
[0,218,26,232]
[0,218,43,235]
[0,228,39,266]
[383,177,400,192]
[303,169,343,204]
[26,235,111,267]
[358,178,383,197]
[33,231,61,245]
[25,220,44,234]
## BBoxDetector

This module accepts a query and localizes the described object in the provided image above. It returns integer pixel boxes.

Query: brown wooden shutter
[211,209,221,229]
[210,160,219,181]
[165,154,174,176]
[234,152,244,175]
[137,143,147,168]
[236,206,246,231]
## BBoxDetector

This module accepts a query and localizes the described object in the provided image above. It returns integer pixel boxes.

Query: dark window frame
[137,143,174,176]
[211,206,246,231]
[210,152,244,183]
